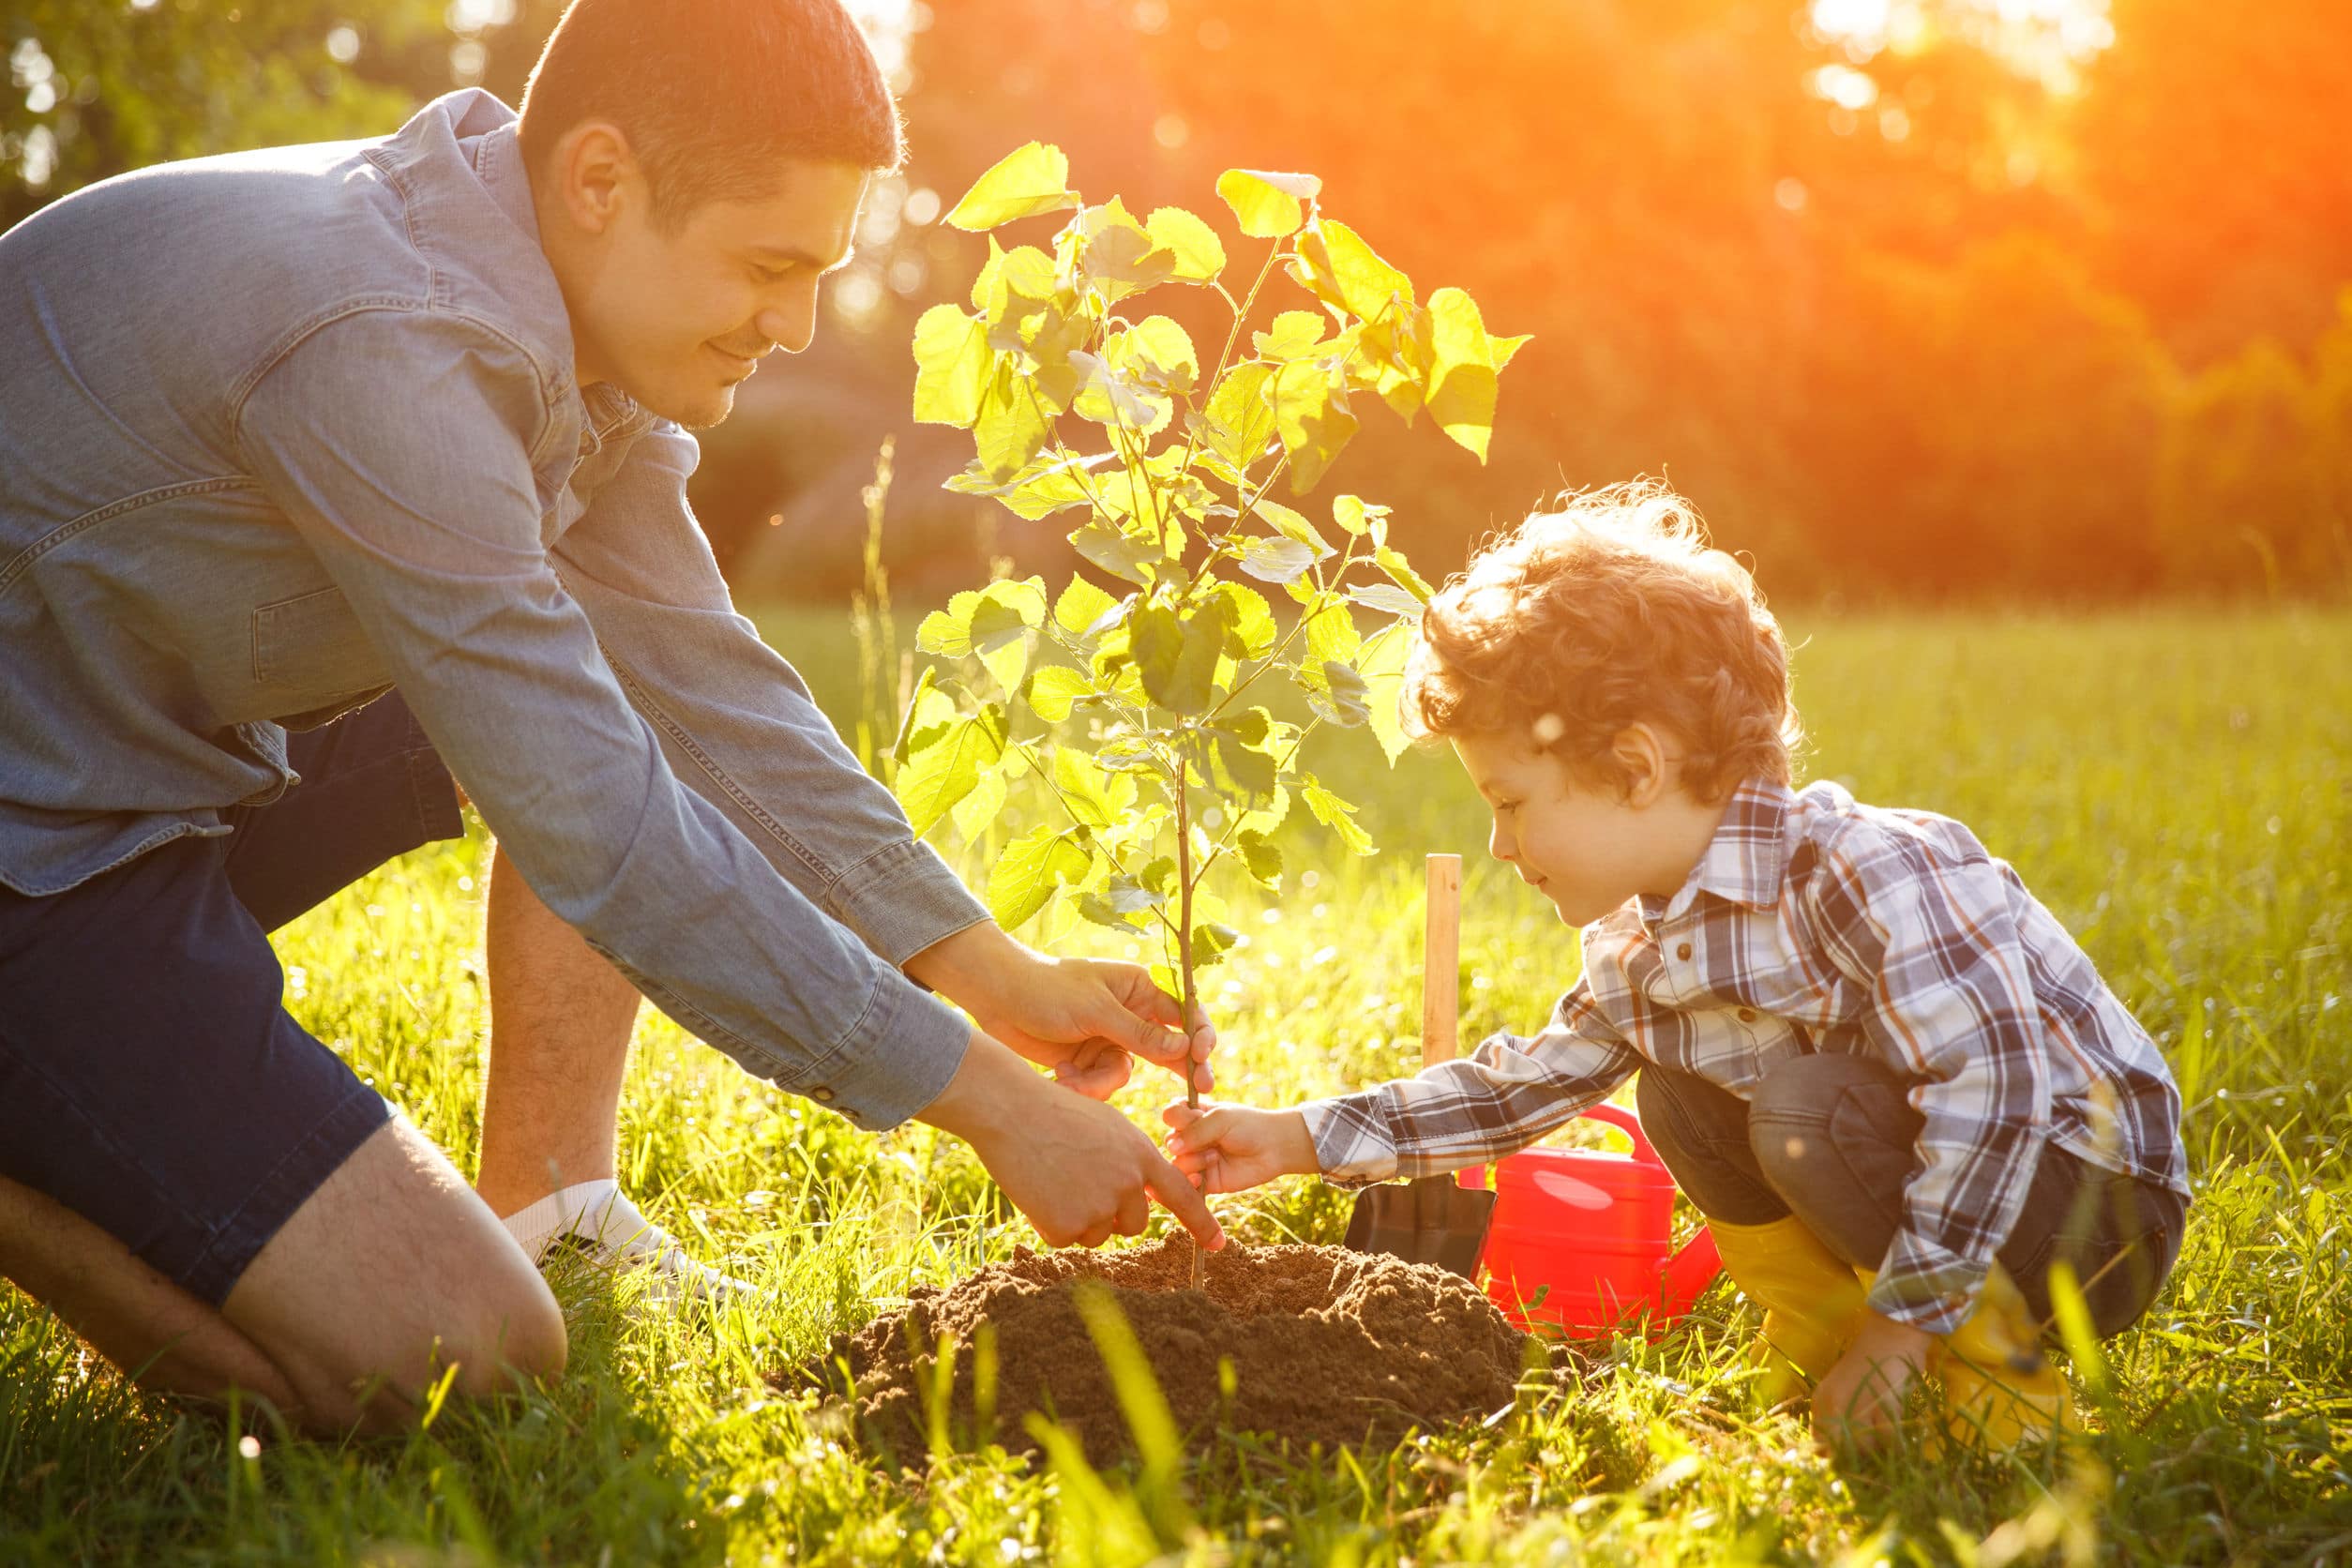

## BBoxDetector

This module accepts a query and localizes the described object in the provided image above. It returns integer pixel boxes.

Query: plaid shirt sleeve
[1808,828,2054,1334]
[1296,980,1642,1187]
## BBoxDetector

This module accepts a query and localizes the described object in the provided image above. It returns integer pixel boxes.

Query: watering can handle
[1577,1101,1662,1168]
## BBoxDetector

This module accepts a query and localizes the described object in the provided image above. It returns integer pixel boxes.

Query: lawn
[3,607,2346,1565]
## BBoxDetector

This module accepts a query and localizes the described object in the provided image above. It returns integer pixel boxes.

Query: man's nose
[755,284,820,355]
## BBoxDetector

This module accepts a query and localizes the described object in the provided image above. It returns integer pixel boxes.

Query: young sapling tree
[895,145,1523,1265]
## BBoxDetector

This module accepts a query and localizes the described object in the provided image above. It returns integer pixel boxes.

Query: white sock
[499,1176,629,1265]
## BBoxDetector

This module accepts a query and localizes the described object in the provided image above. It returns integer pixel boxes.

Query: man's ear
[550,120,640,237]
[1610,723,1671,807]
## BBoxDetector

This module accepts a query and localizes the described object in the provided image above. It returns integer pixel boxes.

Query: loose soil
[782,1235,1538,1465]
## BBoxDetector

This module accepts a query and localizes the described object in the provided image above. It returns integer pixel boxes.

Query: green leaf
[1253,499,1334,560]
[1194,362,1278,478]
[1253,309,1333,362]
[1297,657,1371,727]
[1070,349,1169,435]
[1211,730,1277,798]
[1358,620,1414,765]
[1049,744,1135,829]
[1145,205,1225,284]
[1078,874,1166,929]
[946,143,1079,231]
[950,761,1008,842]
[1269,359,1358,494]
[1026,664,1096,722]
[1113,316,1199,397]
[1237,535,1316,585]
[1051,577,1123,641]
[1304,596,1361,667]
[1215,582,1276,659]
[1130,598,1229,716]
[945,450,1109,521]
[1190,922,1243,969]
[1331,493,1391,539]
[969,578,1047,695]
[1288,218,1414,324]
[1238,829,1283,889]
[988,824,1093,927]
[891,666,957,766]
[1426,286,1505,462]
[1349,582,1425,620]
[1302,776,1376,855]
[1215,168,1320,238]
[895,705,1007,836]
[1069,520,1156,585]
[914,589,979,656]
[911,305,992,428]
[1374,543,1436,603]
[972,360,1053,481]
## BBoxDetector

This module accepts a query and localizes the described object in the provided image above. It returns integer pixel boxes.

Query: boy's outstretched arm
[1161,1103,1320,1195]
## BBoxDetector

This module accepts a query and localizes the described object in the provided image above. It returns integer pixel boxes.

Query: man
[0,0,1219,1435]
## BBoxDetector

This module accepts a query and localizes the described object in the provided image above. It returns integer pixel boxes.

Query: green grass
[4,607,2347,1565]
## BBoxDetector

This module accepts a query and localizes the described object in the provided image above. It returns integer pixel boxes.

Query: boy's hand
[1160,1103,1319,1194]
[1811,1312,1935,1454]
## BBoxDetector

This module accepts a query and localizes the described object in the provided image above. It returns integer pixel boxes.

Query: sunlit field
[3,608,2346,1565]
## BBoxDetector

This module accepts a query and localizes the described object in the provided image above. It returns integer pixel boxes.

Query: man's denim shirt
[0,91,988,1128]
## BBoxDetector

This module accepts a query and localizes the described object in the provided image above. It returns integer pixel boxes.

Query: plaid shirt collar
[1636,776,1798,930]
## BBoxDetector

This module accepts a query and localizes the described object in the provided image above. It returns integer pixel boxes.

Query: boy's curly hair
[1402,478,1802,803]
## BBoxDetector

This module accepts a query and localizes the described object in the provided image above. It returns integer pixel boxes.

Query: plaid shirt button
[1676,942,1693,960]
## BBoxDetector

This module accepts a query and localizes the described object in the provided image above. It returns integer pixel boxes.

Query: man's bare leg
[0,1120,563,1435]
[473,842,642,1219]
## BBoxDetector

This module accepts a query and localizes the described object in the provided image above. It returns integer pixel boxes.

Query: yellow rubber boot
[1930,1264,2077,1450]
[1711,1217,1870,1404]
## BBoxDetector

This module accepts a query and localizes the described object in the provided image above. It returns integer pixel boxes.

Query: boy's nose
[1487,820,1515,864]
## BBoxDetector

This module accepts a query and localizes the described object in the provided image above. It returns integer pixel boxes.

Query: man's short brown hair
[1403,478,1803,803]
[518,0,903,226]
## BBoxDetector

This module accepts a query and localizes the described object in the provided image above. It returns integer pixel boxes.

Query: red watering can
[1465,1103,1722,1337]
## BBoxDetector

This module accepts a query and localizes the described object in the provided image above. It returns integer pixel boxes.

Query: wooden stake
[1423,854,1461,1071]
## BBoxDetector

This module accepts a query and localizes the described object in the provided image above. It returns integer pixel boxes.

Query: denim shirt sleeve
[235,310,972,1129]
[549,417,990,969]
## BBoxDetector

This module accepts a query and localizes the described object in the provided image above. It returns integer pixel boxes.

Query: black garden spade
[1342,855,1497,1279]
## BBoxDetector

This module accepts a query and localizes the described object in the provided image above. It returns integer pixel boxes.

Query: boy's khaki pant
[1636,1054,2187,1342]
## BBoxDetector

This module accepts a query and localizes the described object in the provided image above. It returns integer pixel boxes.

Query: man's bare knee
[225,1119,563,1427]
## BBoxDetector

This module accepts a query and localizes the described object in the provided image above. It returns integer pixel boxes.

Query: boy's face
[1451,728,1712,927]
[540,128,867,429]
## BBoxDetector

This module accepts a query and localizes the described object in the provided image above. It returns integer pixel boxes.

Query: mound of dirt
[784,1235,1537,1464]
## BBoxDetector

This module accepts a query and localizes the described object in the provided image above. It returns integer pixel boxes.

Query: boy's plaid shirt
[1300,778,2189,1334]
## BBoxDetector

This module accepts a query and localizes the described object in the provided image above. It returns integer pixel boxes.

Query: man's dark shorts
[0,694,462,1306]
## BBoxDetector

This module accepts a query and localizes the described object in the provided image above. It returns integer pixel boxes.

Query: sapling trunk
[1175,775,1206,1289]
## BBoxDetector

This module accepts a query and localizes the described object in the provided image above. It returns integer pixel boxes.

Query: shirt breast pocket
[251,585,392,727]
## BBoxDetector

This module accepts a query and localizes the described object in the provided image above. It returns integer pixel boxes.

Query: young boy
[1164,480,2189,1450]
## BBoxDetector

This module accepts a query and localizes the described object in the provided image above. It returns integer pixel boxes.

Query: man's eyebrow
[749,244,854,273]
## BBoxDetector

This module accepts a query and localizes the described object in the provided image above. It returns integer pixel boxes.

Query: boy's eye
[750,263,793,285]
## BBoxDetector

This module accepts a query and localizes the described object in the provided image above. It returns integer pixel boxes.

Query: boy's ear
[1611,724,1671,807]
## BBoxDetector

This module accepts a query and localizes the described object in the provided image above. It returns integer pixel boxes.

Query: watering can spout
[1658,1227,1724,1317]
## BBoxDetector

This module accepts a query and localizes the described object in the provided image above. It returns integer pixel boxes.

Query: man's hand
[1812,1311,1935,1453]
[1160,1102,1319,1195]
[907,924,1214,1100]
[920,1030,1224,1249]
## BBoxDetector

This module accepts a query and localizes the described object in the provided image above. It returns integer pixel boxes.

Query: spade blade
[1342,1176,1497,1279]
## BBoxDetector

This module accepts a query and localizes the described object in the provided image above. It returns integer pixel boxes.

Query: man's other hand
[919,1031,1225,1249]
[907,924,1214,1100]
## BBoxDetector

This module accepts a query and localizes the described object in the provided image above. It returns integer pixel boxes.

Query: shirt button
[810,1086,836,1102]
[1739,1007,1757,1023]
[1676,942,1693,961]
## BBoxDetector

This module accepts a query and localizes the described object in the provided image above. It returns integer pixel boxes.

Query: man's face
[554,153,868,429]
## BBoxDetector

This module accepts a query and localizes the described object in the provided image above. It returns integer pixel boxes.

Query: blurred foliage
[5,0,2347,601]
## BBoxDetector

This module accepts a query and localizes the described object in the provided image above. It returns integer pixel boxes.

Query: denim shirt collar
[1636,776,1797,930]
[429,93,642,450]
